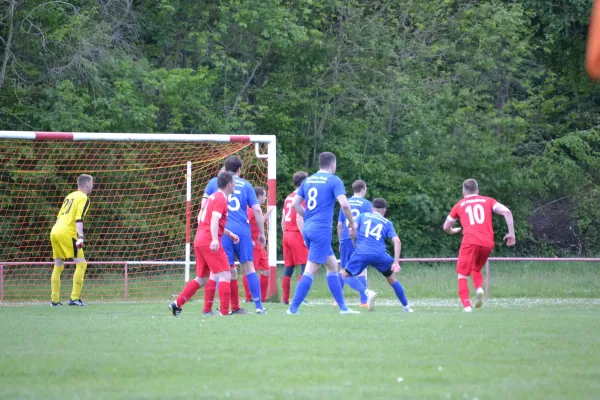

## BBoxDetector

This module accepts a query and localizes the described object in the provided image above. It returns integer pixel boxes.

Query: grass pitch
[1,296,599,399]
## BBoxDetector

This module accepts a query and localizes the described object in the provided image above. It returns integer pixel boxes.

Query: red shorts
[456,244,493,276]
[283,231,308,267]
[253,246,269,271]
[194,243,230,277]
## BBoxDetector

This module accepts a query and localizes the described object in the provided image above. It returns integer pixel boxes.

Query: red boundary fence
[1,258,599,302]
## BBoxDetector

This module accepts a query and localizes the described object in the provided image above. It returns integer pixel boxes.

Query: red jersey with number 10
[283,192,303,233]
[449,195,498,248]
[195,191,229,246]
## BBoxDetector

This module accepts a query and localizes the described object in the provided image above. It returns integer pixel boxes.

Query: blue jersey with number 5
[297,172,346,233]
[205,175,258,234]
[354,212,397,254]
[338,197,372,242]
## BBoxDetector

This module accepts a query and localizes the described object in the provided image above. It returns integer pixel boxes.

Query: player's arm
[224,228,239,244]
[443,216,461,235]
[296,213,304,233]
[493,203,516,246]
[391,236,402,272]
[292,194,305,217]
[337,194,356,235]
[209,211,221,251]
[74,197,89,249]
[251,204,266,245]
[337,221,343,244]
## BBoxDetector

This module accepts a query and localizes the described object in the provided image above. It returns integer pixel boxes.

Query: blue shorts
[345,252,393,276]
[222,233,254,265]
[339,240,355,268]
[303,229,334,264]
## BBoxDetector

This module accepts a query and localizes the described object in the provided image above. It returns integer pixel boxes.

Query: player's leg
[69,238,88,306]
[216,270,232,316]
[229,265,250,314]
[383,272,413,312]
[323,254,359,314]
[357,268,368,306]
[50,233,66,306]
[171,246,210,315]
[472,246,493,309]
[256,248,270,302]
[288,231,322,314]
[237,234,266,313]
[342,255,377,310]
[282,265,294,304]
[202,273,218,314]
[205,247,233,316]
[242,275,252,302]
[456,245,475,312]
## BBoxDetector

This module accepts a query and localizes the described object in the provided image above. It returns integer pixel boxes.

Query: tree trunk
[0,0,15,92]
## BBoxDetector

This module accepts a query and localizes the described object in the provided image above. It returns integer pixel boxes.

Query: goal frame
[0,131,278,297]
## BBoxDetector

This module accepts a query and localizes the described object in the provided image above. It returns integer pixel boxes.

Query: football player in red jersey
[280,171,309,304]
[443,179,515,312]
[169,171,239,317]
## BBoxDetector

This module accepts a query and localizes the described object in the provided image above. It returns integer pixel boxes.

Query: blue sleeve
[355,214,364,233]
[387,221,398,239]
[297,181,306,199]
[332,176,346,198]
[245,182,258,207]
[364,200,373,213]
[204,178,217,197]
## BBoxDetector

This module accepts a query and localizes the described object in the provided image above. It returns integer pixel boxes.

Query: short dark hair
[217,171,235,189]
[224,155,243,173]
[254,186,265,197]
[372,198,387,209]
[463,179,478,195]
[293,171,308,188]
[352,180,366,194]
[319,152,336,169]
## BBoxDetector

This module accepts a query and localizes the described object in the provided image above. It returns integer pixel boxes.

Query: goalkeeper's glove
[76,237,84,249]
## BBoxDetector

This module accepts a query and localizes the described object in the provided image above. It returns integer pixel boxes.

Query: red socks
[230,278,240,311]
[218,281,231,315]
[458,278,471,308]
[242,275,252,302]
[176,279,200,307]
[472,271,483,291]
[203,279,217,312]
[260,274,269,302]
[282,276,291,303]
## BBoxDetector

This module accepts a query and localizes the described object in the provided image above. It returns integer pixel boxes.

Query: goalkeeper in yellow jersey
[50,174,94,307]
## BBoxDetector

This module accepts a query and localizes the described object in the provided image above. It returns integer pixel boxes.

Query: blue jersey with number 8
[297,172,346,233]
[354,212,397,254]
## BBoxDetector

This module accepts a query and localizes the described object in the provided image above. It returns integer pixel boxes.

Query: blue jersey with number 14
[297,172,346,233]
[338,196,372,242]
[205,175,258,234]
[354,212,398,254]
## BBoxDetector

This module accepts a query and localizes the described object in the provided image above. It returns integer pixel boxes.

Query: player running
[341,198,413,313]
[50,174,94,307]
[281,171,308,305]
[287,152,360,315]
[169,172,239,316]
[336,180,372,307]
[443,179,515,312]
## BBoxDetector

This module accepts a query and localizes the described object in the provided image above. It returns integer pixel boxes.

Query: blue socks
[338,272,345,290]
[290,272,314,313]
[327,272,348,311]
[391,281,408,306]
[343,275,366,297]
[357,275,368,304]
[246,272,263,310]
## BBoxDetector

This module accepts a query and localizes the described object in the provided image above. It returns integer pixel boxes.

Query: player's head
[254,186,266,205]
[224,155,243,176]
[77,174,94,194]
[372,198,387,216]
[293,171,308,188]
[352,180,367,196]
[318,152,337,173]
[462,179,479,197]
[217,171,236,195]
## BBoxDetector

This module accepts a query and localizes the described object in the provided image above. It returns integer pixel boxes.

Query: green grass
[1,298,600,399]
[3,261,600,302]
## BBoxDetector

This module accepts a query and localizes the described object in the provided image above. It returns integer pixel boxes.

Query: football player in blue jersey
[287,152,360,315]
[336,180,372,307]
[341,198,413,313]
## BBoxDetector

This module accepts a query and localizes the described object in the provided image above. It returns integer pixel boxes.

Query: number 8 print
[307,188,318,210]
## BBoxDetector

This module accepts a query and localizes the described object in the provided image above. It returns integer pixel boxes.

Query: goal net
[0,132,277,303]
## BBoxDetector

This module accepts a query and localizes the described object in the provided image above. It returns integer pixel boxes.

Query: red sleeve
[449,202,460,219]
[214,194,227,215]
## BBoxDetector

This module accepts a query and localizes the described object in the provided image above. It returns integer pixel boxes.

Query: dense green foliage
[1,0,599,256]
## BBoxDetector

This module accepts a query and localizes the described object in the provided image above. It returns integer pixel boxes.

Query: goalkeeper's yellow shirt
[51,191,91,238]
